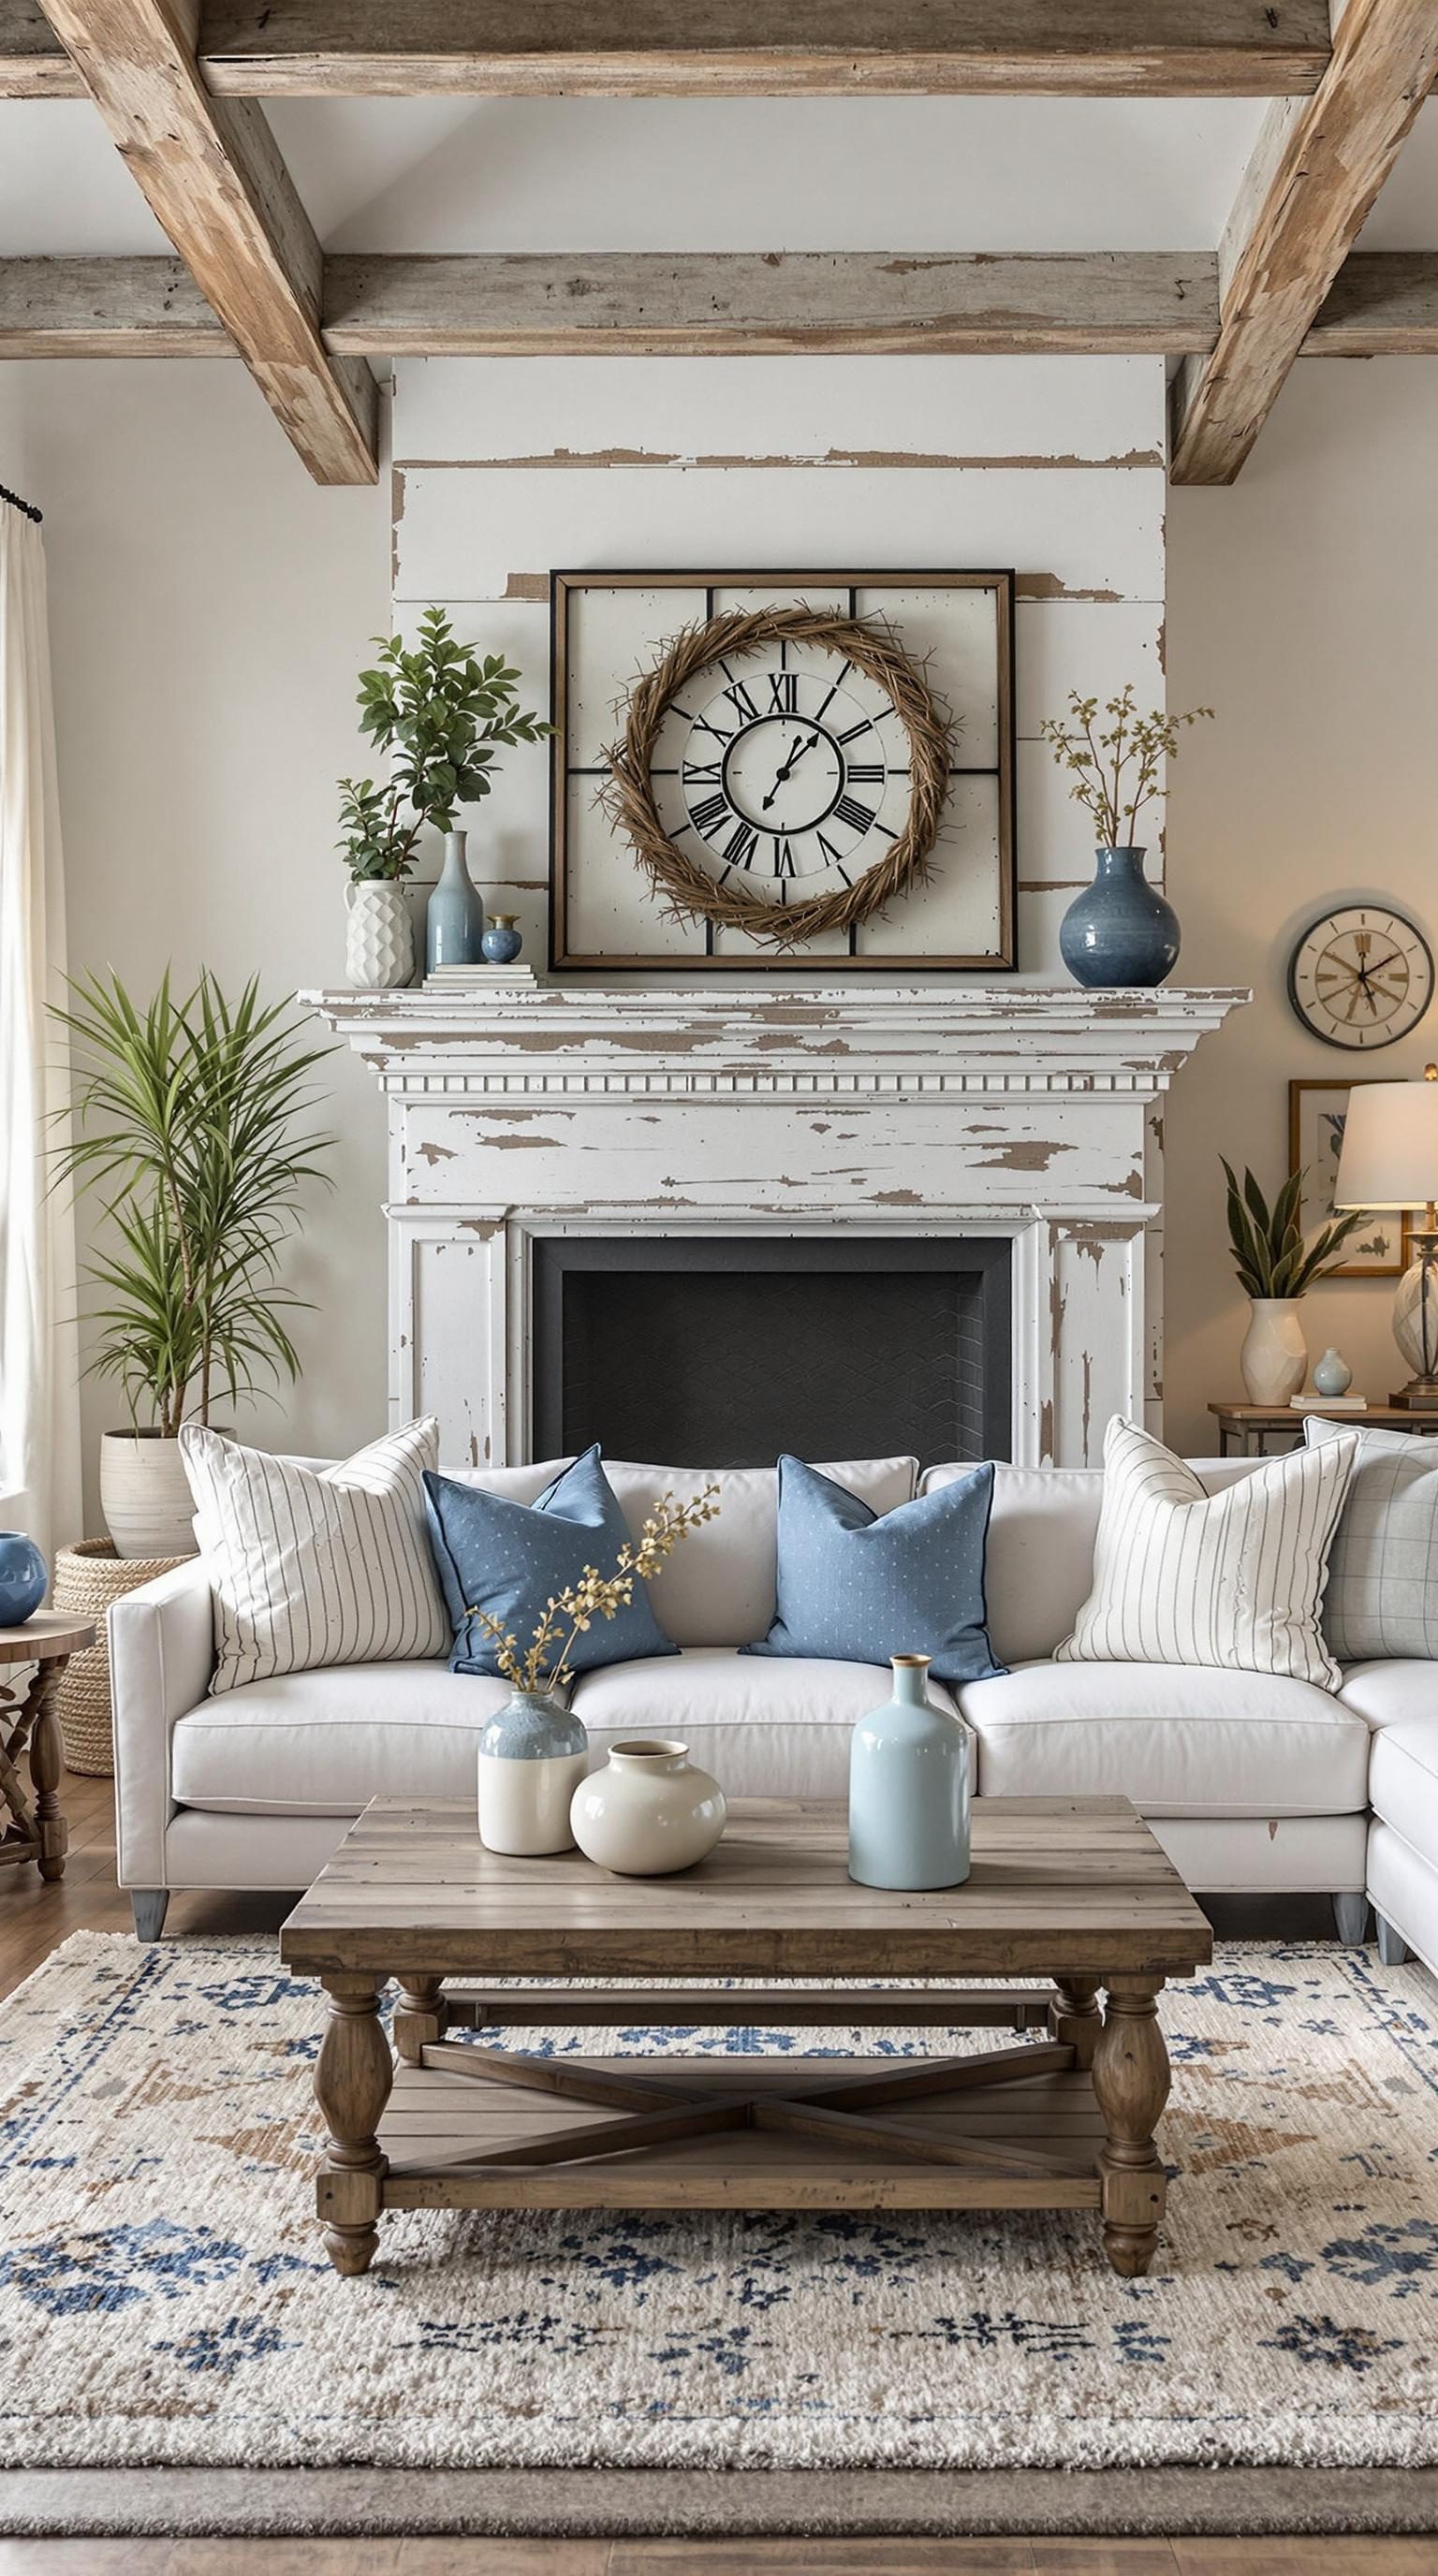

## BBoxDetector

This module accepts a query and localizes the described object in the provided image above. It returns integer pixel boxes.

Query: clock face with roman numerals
[647,638,910,905]
[1287,903,1435,1050]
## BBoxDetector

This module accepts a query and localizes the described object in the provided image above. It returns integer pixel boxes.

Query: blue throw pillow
[743,1454,1005,1684]
[423,1445,678,1679]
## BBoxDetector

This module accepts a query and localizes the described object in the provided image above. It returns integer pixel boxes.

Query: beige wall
[1165,359,1438,1454]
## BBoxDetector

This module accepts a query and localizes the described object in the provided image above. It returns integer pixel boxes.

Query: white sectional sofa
[108,1450,1437,1969]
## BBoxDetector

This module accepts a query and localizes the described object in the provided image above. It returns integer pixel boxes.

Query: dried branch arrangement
[1039,685,1212,849]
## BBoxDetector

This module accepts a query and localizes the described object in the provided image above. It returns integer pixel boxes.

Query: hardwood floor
[0,1771,1424,2576]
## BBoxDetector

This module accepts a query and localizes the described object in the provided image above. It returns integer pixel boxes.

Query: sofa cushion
[1306,1417,1438,1661]
[957,1659,1370,1816]
[574,1647,970,1803]
[742,1456,1003,1683]
[423,1445,678,1679]
[171,1661,516,1814]
[922,1456,1263,1665]
[1336,1659,1438,1857]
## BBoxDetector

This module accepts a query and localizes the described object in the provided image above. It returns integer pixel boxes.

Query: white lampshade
[1333,1072,1438,1210]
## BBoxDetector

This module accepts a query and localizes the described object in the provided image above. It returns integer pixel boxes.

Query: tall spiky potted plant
[51,972,333,1555]
[1222,1160,1371,1405]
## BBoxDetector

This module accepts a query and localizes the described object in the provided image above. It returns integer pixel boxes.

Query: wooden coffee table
[280,1794,1212,2281]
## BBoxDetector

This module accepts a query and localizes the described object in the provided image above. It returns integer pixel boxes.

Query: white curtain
[0,500,81,1564]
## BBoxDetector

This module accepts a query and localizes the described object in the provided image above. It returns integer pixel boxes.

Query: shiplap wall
[389,355,1167,976]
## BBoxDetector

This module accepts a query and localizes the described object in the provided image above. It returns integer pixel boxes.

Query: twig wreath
[599,604,954,948]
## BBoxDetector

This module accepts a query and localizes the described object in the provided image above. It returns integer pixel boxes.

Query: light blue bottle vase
[425,829,485,973]
[848,1653,971,1892]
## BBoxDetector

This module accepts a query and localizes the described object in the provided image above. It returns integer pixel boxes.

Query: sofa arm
[109,1556,215,1890]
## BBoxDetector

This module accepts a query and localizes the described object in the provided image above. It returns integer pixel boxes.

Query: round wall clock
[602,603,952,948]
[1287,903,1435,1050]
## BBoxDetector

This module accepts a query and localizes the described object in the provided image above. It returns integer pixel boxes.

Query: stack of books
[423,961,537,993]
[1288,1393,1367,1411]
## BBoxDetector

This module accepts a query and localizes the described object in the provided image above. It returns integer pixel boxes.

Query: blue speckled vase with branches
[1060,847,1181,988]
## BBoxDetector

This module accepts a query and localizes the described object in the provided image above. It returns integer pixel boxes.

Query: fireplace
[532,1237,1011,1468]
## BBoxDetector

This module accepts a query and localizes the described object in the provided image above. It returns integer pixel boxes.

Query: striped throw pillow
[180,1420,450,1696]
[1055,1416,1359,1690]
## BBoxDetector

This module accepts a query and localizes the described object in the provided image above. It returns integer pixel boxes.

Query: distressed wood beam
[0,256,231,354]
[1306,249,1438,353]
[1169,0,1438,486]
[36,0,377,484]
[0,0,1337,99]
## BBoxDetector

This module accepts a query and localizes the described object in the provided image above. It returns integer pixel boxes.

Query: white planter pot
[345,881,415,990]
[1240,1298,1308,1406]
[99,1431,199,1560]
[571,1737,726,1878]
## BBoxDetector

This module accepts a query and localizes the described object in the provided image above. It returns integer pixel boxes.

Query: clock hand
[761,729,823,812]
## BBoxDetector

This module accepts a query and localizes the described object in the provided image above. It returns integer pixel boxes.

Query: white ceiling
[3,93,1436,260]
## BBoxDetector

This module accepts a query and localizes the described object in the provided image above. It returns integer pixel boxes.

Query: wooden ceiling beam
[15,248,1438,366]
[29,0,377,482]
[0,0,1337,99]
[1169,0,1438,486]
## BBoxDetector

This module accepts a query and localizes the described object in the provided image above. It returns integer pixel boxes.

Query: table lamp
[1334,1063,1438,1407]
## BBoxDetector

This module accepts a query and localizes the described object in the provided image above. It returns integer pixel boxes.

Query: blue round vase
[1059,847,1181,988]
[0,1532,48,1626]
[848,1654,971,1892]
[481,915,523,965]
[425,830,485,973]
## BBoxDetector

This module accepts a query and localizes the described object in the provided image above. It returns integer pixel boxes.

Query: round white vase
[99,1430,200,1559]
[1240,1297,1308,1405]
[570,1738,726,1878]
[345,881,415,990]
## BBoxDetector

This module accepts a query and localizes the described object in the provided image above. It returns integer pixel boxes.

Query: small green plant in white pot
[51,972,333,1557]
[1222,1160,1370,1405]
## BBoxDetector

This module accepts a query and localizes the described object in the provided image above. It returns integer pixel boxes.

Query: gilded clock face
[1287,905,1435,1050]
[645,639,913,904]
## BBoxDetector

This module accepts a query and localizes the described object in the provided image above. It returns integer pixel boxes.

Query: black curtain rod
[0,479,42,524]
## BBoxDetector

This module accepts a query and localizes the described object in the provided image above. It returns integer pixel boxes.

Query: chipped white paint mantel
[303,984,1246,1470]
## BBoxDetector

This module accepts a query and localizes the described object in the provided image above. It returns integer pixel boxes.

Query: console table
[1209,1401,1438,1456]
[0,1613,95,1881]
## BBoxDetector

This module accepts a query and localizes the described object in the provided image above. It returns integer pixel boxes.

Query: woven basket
[51,1539,194,1777]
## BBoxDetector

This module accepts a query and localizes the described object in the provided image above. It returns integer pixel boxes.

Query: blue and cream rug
[1,1932,1435,2475]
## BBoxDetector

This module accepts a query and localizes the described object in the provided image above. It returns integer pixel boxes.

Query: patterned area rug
[1,1932,1435,2473]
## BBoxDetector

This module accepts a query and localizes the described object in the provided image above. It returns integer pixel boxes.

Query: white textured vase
[1240,1297,1308,1405]
[570,1738,726,1878]
[100,1431,199,1559]
[345,881,415,990]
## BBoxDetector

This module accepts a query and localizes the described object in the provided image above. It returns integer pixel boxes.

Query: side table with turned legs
[0,1614,96,1882]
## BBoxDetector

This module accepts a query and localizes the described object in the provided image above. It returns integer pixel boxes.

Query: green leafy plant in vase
[336,607,551,987]
[50,970,333,1558]
[1222,1159,1371,1406]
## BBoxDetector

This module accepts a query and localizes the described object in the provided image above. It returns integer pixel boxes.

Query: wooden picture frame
[549,569,1016,974]
[1288,1078,1415,1279]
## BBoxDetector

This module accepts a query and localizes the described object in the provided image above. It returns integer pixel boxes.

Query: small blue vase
[1059,847,1181,988]
[476,1689,590,1855]
[0,1532,48,1626]
[848,1654,971,1892]
[425,830,485,973]
[481,915,523,966]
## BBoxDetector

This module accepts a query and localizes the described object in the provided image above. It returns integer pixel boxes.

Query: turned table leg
[393,1973,448,2065]
[1048,1973,1102,2068]
[315,1975,393,2276]
[1093,1974,1169,2277]
[29,1661,68,1883]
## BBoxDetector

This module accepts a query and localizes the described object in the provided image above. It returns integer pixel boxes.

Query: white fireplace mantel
[303,984,1246,1471]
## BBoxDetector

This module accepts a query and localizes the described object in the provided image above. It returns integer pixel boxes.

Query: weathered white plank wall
[389,354,1168,982]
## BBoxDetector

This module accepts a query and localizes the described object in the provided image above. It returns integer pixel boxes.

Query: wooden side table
[1208,1401,1438,1456]
[0,1613,96,1882]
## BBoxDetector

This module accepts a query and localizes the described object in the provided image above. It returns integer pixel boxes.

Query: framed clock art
[549,571,1015,973]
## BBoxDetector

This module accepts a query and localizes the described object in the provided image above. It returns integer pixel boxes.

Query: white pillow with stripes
[180,1419,450,1696]
[1055,1416,1360,1690]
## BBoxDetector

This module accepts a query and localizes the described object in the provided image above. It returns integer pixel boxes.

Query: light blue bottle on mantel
[425,828,486,973]
[848,1652,972,1892]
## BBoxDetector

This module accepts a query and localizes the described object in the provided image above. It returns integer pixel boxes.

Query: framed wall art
[1289,1078,1415,1279]
[549,570,1015,973]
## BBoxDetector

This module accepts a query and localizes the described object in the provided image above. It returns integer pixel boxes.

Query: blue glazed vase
[0,1531,48,1626]
[481,915,523,965]
[425,829,485,973]
[476,1688,589,1856]
[848,1653,971,1893]
[1059,847,1181,988]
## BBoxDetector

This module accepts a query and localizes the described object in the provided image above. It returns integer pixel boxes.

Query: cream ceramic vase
[570,1738,726,1878]
[1240,1296,1308,1405]
[100,1430,199,1559]
[476,1690,589,1857]
[345,880,414,990]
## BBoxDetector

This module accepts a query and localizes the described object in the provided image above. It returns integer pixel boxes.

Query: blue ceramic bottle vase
[848,1652,971,1893]
[1059,847,1181,989]
[425,829,486,973]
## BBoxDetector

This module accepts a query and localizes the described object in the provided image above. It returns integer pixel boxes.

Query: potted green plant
[1038,687,1212,987]
[51,972,334,1557]
[1222,1160,1370,1405]
[337,607,550,987]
